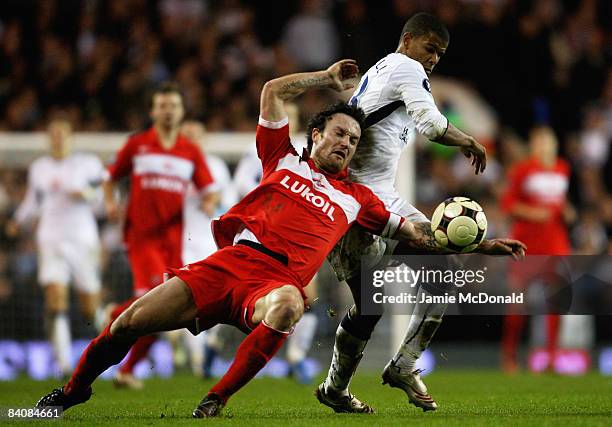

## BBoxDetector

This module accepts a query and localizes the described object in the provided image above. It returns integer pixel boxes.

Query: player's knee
[265,287,304,331]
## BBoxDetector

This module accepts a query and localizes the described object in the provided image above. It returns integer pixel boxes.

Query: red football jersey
[501,157,571,255]
[107,127,214,241]
[212,117,404,287]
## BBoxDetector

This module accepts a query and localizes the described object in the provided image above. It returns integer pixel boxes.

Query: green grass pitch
[2,370,611,426]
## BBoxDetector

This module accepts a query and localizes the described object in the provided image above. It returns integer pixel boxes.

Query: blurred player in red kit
[102,82,218,388]
[500,126,575,373]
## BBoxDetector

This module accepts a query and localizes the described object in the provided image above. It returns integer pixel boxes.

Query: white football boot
[381,360,438,411]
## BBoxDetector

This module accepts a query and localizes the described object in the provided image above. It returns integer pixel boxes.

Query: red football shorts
[171,244,305,334]
[126,225,183,297]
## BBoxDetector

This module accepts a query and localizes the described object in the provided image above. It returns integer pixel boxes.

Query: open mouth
[332,150,346,160]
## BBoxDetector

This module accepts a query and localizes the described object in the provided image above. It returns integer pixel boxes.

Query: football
[430,196,487,253]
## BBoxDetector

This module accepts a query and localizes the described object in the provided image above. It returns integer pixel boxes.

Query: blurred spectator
[282,0,340,70]
[572,209,608,254]
[0,0,606,141]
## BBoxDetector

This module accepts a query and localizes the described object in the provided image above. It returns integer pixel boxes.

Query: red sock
[502,314,526,362]
[209,322,289,403]
[546,314,560,364]
[65,322,135,395]
[119,335,158,374]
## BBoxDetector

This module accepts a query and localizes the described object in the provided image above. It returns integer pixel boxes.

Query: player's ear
[311,127,322,145]
[402,32,413,50]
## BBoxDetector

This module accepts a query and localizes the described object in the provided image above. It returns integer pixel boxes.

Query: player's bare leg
[287,277,318,384]
[193,285,304,418]
[36,277,198,411]
[44,284,72,377]
[317,275,378,414]
[77,290,105,343]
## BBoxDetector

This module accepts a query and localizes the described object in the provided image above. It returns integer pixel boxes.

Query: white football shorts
[328,193,428,282]
[38,240,101,294]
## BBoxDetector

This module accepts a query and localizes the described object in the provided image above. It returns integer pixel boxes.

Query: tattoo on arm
[277,75,330,100]
[409,222,454,254]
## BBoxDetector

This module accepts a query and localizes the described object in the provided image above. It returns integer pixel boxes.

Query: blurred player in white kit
[233,103,319,384]
[7,119,105,377]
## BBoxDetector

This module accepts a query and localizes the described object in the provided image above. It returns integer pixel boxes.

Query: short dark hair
[400,12,449,44]
[305,102,366,153]
[150,81,183,107]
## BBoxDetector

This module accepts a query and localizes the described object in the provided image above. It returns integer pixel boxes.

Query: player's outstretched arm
[435,124,487,175]
[394,220,526,259]
[260,59,358,122]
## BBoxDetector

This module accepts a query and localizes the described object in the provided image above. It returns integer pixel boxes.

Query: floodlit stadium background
[0,0,610,380]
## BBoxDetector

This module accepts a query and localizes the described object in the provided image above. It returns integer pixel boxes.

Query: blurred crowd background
[0,0,610,368]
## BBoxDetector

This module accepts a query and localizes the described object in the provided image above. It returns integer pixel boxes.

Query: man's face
[150,93,184,130]
[311,113,361,174]
[403,31,448,75]
[530,128,558,164]
[48,121,72,157]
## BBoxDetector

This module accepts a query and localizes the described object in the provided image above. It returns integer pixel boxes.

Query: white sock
[323,324,367,397]
[50,313,72,375]
[287,312,317,365]
[392,288,445,373]
[183,329,205,376]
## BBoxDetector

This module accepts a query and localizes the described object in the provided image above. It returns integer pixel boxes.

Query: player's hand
[105,199,121,222]
[478,238,527,260]
[4,220,19,238]
[326,59,359,92]
[200,192,220,218]
[526,206,553,223]
[562,202,577,224]
[461,137,486,175]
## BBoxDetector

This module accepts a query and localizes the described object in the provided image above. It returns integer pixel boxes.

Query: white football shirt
[15,153,104,245]
[348,52,448,209]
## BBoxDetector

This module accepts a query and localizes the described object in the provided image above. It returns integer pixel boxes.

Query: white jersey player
[319,13,487,413]
[9,119,104,377]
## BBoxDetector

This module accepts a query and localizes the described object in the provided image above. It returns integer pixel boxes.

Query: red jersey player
[500,126,574,373]
[102,82,218,388]
[37,60,525,417]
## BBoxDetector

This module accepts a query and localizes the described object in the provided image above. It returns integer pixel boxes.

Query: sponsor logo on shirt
[524,172,568,204]
[279,175,335,221]
[141,176,186,193]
